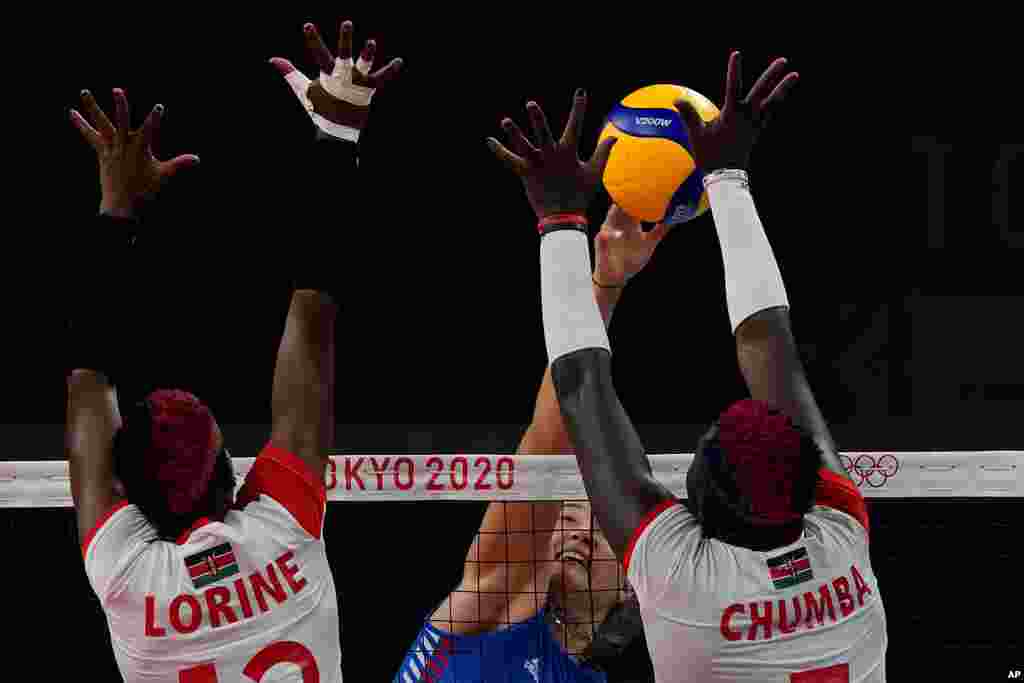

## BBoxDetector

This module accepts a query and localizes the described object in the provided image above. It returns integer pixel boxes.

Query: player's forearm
[66,370,120,447]
[706,170,788,333]
[708,170,843,472]
[291,132,358,296]
[307,129,359,189]
[526,285,619,445]
[550,349,668,556]
[270,291,337,453]
[539,223,669,555]
[735,309,838,458]
[66,213,141,387]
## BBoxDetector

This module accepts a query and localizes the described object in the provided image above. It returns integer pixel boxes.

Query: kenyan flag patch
[767,547,813,590]
[186,542,239,589]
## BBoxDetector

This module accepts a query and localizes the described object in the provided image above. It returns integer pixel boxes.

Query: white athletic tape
[282,65,364,143]
[320,57,374,107]
[2,452,1021,508]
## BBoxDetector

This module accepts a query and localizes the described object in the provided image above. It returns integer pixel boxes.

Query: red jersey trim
[815,467,870,537]
[234,443,327,539]
[80,499,131,559]
[623,498,680,576]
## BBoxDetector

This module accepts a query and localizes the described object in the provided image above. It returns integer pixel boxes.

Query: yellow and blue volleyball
[598,84,720,225]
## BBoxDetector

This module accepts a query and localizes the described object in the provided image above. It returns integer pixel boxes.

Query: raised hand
[488,90,617,220]
[674,52,799,173]
[70,89,200,217]
[593,205,673,287]
[269,19,403,141]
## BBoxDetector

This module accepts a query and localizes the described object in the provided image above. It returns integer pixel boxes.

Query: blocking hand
[270,19,403,142]
[70,89,200,217]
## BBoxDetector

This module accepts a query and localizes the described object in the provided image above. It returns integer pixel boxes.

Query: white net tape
[2,452,1021,508]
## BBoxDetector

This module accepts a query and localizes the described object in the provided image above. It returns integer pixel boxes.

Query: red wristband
[537,213,588,235]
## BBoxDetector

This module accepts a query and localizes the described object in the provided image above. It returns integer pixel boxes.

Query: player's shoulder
[809,466,870,538]
[629,499,701,551]
[624,499,702,585]
[234,442,327,540]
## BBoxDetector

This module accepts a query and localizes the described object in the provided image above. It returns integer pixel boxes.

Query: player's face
[549,502,623,605]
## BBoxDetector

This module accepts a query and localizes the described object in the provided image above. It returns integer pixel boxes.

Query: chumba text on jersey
[720,564,874,642]
[144,551,307,637]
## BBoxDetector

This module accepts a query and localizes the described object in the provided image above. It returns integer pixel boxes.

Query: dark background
[5,8,1022,682]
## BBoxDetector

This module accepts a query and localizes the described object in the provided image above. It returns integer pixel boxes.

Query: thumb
[674,98,705,140]
[595,230,612,254]
[270,58,313,108]
[647,221,672,243]
[161,154,201,178]
[587,136,618,176]
[269,57,298,77]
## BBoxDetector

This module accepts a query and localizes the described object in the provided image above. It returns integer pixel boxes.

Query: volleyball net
[3,451,1023,507]
[4,451,1022,679]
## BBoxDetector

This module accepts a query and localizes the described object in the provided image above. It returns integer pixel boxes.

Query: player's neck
[714,521,803,550]
[547,591,612,655]
[548,615,597,659]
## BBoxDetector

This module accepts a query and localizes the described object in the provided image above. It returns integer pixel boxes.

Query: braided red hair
[716,399,805,523]
[141,389,219,515]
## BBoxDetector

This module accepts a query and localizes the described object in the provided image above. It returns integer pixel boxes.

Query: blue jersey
[393,611,607,683]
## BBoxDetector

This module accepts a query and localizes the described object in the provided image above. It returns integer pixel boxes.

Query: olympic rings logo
[841,454,900,488]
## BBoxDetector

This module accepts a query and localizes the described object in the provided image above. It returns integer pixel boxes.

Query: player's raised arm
[66,88,200,543]
[436,203,669,630]
[266,21,402,483]
[487,92,674,559]
[674,53,846,479]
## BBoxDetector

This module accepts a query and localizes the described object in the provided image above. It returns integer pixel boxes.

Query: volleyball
[598,84,720,225]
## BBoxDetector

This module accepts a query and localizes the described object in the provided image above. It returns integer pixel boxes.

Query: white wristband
[704,169,789,332]
[540,230,611,363]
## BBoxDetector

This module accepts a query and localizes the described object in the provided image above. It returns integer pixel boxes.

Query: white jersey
[82,444,342,683]
[625,468,887,683]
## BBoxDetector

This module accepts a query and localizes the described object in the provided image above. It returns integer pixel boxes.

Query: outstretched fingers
[70,109,101,149]
[303,23,335,74]
[761,71,799,112]
[585,135,618,178]
[722,51,742,119]
[140,103,165,154]
[746,57,789,109]
[502,118,542,166]
[269,57,299,77]
[79,89,115,142]
[337,20,354,62]
[674,97,706,141]
[159,154,201,179]
[526,101,556,154]
[487,138,527,175]
[560,89,587,152]
[356,39,376,75]
[365,57,404,88]
[112,88,130,144]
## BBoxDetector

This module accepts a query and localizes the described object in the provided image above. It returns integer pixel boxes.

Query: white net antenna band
[2,452,1021,508]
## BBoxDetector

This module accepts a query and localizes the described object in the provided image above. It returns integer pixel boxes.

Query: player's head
[113,389,236,540]
[686,399,819,546]
[548,501,625,610]
[552,501,622,602]
[546,501,645,670]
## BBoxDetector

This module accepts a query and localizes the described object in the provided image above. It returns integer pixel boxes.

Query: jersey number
[180,641,319,683]
[791,662,849,683]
